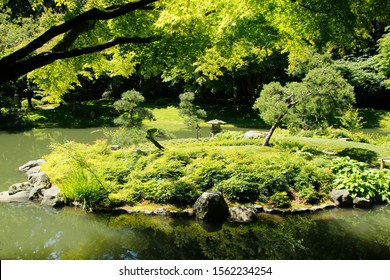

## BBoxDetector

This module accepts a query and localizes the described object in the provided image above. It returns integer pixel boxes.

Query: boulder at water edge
[41,186,64,207]
[193,192,229,222]
[229,206,258,223]
[353,197,373,208]
[330,189,353,207]
[18,159,46,172]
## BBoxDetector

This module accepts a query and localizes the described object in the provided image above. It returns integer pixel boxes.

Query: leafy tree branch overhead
[0,0,389,97]
[0,0,158,83]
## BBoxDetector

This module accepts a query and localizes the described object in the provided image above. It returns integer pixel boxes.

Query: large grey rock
[29,184,47,200]
[353,197,373,208]
[41,186,64,207]
[243,131,267,140]
[28,172,51,188]
[18,159,46,172]
[8,182,33,195]
[26,165,42,176]
[0,191,11,202]
[0,190,30,203]
[193,192,229,222]
[330,189,353,207]
[229,206,258,223]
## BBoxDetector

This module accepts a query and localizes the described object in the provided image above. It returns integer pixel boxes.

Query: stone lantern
[207,119,226,136]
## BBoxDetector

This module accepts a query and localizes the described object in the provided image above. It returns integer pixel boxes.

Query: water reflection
[1,128,389,260]
[0,202,389,260]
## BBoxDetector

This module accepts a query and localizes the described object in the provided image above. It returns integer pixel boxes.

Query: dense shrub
[332,157,390,203]
[42,140,335,209]
[270,192,291,208]
[215,175,262,203]
[215,130,244,140]
[298,186,321,205]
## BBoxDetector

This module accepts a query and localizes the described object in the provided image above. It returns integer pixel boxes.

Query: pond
[1,128,390,260]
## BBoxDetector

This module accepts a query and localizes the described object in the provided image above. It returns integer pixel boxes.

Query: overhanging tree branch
[0,0,158,83]
[0,37,155,82]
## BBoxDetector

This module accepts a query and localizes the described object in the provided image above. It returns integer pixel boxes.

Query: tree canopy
[0,0,389,102]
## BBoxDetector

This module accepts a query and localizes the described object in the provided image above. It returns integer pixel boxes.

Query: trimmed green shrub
[298,186,321,205]
[270,192,291,208]
[215,175,262,203]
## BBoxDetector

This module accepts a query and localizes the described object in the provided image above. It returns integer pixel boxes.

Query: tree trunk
[146,135,165,151]
[262,112,286,147]
[0,0,157,83]
[27,92,34,109]
[196,123,201,139]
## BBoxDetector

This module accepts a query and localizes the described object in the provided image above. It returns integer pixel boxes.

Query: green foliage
[105,126,148,147]
[21,98,40,108]
[298,186,321,205]
[376,26,390,88]
[215,130,244,140]
[255,67,355,130]
[60,168,109,210]
[3,0,388,100]
[287,48,333,78]
[41,139,335,208]
[253,81,291,126]
[144,178,200,206]
[294,67,355,129]
[253,66,355,145]
[178,92,206,138]
[215,175,262,203]
[178,92,207,123]
[185,158,229,191]
[336,54,388,94]
[338,106,366,130]
[0,95,16,115]
[41,140,127,209]
[113,89,155,128]
[0,9,41,55]
[270,192,291,208]
[109,90,171,150]
[332,157,390,203]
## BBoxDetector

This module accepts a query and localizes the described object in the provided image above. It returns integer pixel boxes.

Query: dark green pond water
[1,128,389,260]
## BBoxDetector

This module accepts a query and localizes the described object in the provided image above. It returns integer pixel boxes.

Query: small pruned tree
[113,89,155,128]
[254,66,355,146]
[111,89,167,151]
[179,92,207,139]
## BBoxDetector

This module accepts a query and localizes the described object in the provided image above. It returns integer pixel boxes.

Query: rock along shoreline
[0,159,376,224]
